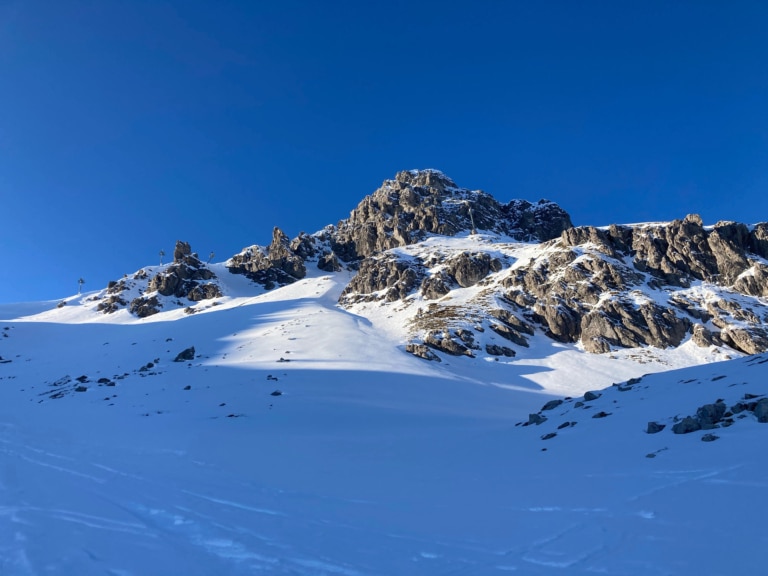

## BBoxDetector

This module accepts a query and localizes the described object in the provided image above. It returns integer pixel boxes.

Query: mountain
[1,170,767,575]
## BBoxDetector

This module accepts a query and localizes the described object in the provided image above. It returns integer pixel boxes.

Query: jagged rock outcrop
[496,215,768,354]
[330,170,572,261]
[227,228,308,289]
[340,254,425,303]
[446,252,502,288]
[96,241,221,316]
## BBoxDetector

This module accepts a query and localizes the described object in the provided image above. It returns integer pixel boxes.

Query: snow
[1,250,767,574]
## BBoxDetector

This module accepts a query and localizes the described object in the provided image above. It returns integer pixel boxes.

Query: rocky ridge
[92,241,223,318]
[342,214,768,361]
[87,170,768,363]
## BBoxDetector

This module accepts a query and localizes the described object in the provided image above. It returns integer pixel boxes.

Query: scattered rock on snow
[174,347,196,362]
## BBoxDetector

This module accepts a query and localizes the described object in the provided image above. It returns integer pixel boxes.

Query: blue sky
[1,0,766,303]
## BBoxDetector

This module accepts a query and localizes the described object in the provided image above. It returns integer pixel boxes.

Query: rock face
[498,216,768,355]
[227,228,308,289]
[95,241,222,317]
[330,170,572,261]
[87,171,768,359]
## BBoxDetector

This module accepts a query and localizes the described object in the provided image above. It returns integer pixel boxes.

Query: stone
[696,402,727,429]
[541,432,557,440]
[424,331,473,357]
[646,421,665,434]
[485,344,516,357]
[754,398,768,423]
[701,433,719,442]
[541,399,563,411]
[584,391,601,401]
[174,346,195,362]
[528,413,547,425]
[672,416,701,434]
[405,343,441,362]
[317,252,342,272]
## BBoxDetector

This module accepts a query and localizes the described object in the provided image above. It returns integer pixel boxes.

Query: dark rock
[446,252,494,287]
[317,252,342,272]
[701,433,719,442]
[270,390,283,396]
[592,411,611,419]
[489,322,530,347]
[691,324,722,348]
[485,344,516,357]
[528,413,547,425]
[174,347,195,362]
[696,402,726,429]
[331,170,572,262]
[129,295,161,318]
[541,432,557,440]
[75,385,87,392]
[173,240,193,263]
[340,253,424,303]
[541,399,564,411]
[754,398,768,423]
[405,343,441,362]
[584,391,601,401]
[420,271,453,300]
[672,416,701,434]
[424,331,474,357]
[646,421,666,434]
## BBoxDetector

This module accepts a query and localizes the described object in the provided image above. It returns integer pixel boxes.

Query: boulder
[646,421,666,434]
[672,416,701,434]
[405,343,441,362]
[754,398,768,423]
[174,346,196,362]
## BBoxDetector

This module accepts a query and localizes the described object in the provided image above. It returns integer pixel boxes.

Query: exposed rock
[174,346,195,362]
[584,391,601,401]
[696,402,727,429]
[701,433,719,442]
[720,327,768,355]
[485,344,516,357]
[672,416,702,434]
[446,252,500,287]
[541,399,563,411]
[227,227,307,288]
[541,432,557,440]
[755,398,768,423]
[129,295,161,318]
[331,170,572,261]
[420,271,453,300]
[187,283,222,302]
[528,413,547,425]
[424,331,474,357]
[173,241,193,263]
[340,254,424,303]
[691,324,722,348]
[317,252,342,272]
[405,343,441,362]
[646,422,666,434]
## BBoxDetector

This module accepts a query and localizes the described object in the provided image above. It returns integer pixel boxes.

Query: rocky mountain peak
[330,169,573,261]
[393,168,458,190]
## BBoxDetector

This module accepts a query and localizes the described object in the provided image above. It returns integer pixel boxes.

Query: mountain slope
[2,169,767,575]
[1,283,767,574]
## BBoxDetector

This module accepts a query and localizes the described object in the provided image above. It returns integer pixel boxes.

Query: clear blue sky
[1,0,766,303]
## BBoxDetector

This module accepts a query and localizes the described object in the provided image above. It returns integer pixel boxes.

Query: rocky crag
[89,169,768,361]
[93,241,222,317]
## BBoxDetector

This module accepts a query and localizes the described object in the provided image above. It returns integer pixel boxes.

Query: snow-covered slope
[2,254,767,575]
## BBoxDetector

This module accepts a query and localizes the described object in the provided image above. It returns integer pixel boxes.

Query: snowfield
[1,258,766,575]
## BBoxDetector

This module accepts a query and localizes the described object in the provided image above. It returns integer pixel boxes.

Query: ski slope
[1,264,766,575]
